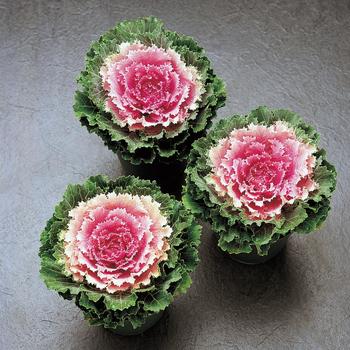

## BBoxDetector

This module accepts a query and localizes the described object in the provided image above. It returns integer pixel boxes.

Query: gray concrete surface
[1,0,349,349]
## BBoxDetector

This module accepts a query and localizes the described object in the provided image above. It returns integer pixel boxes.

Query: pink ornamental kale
[183,107,336,255]
[40,176,201,330]
[74,17,226,164]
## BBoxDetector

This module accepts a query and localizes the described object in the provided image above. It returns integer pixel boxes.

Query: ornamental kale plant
[74,17,226,164]
[183,106,337,256]
[39,175,201,331]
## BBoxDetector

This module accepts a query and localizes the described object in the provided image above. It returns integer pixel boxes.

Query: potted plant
[74,17,226,196]
[39,175,201,335]
[183,106,337,264]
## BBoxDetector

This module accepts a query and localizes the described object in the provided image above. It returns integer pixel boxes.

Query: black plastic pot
[228,235,289,265]
[117,152,186,198]
[111,310,164,336]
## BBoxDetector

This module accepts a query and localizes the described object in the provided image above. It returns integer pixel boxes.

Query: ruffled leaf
[104,293,138,311]
[143,291,173,312]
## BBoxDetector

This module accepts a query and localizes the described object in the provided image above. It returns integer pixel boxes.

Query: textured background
[1,0,349,349]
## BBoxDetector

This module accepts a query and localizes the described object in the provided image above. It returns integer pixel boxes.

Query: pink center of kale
[100,43,201,132]
[208,121,318,220]
[63,193,171,293]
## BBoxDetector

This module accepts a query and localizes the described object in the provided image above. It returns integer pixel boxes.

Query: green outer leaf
[143,291,173,312]
[174,272,192,297]
[104,293,138,311]
[74,16,226,164]
[39,175,202,330]
[183,106,337,256]
[277,204,308,235]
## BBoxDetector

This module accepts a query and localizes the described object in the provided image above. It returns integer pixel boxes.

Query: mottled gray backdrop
[1,0,349,349]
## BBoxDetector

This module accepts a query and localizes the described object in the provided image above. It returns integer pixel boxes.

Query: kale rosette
[40,175,201,330]
[183,106,336,256]
[74,17,226,164]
